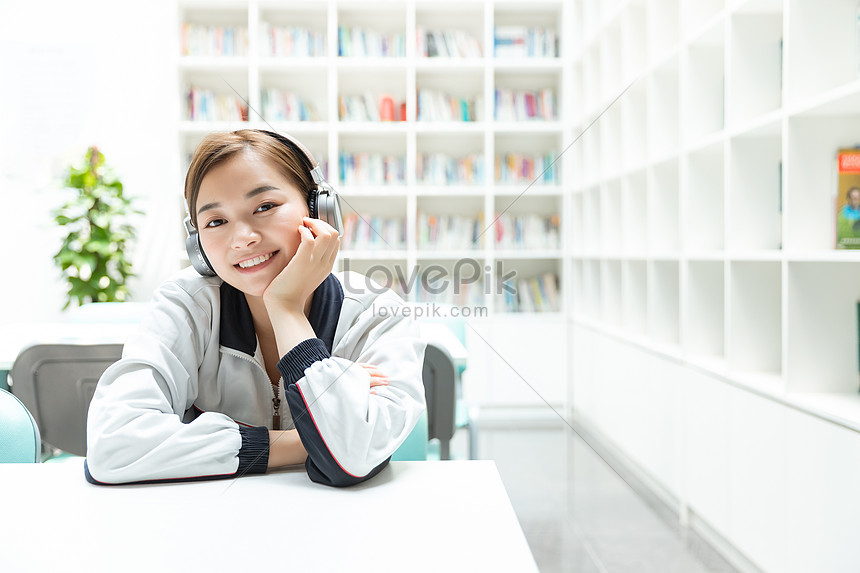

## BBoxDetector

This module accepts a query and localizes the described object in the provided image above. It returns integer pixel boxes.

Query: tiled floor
[448,418,740,573]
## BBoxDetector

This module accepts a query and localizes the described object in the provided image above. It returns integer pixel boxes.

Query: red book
[399,102,407,121]
[380,95,395,121]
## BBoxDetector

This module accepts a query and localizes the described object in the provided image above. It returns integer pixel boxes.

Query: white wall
[0,0,182,324]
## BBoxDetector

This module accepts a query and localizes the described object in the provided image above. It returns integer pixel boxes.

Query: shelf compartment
[583,42,602,119]
[180,69,250,122]
[683,22,726,145]
[258,4,327,58]
[784,115,860,250]
[179,6,249,58]
[684,261,725,359]
[414,256,488,308]
[600,179,623,254]
[337,3,407,58]
[493,195,561,251]
[494,132,563,186]
[646,56,680,159]
[601,259,623,326]
[415,2,484,59]
[259,68,328,122]
[648,158,680,253]
[599,103,622,179]
[600,17,622,105]
[620,81,648,174]
[649,260,680,345]
[493,69,561,122]
[494,257,561,313]
[684,142,725,252]
[493,2,562,59]
[728,130,783,251]
[727,10,783,127]
[418,67,485,122]
[416,132,484,186]
[338,132,407,186]
[337,67,407,122]
[621,0,647,86]
[419,195,486,251]
[727,261,782,378]
[647,0,679,64]
[787,261,860,393]
[621,169,648,255]
[582,258,602,319]
[582,185,601,254]
[785,0,859,107]
[340,195,407,252]
[622,259,648,335]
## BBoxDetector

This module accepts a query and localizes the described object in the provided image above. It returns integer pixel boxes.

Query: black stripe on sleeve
[285,382,390,487]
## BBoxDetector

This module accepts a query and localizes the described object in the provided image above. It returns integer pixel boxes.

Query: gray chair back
[421,343,456,458]
[10,344,123,457]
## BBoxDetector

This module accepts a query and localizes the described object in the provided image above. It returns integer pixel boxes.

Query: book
[835,148,860,249]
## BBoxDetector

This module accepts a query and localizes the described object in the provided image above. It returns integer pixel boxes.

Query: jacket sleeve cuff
[236,425,270,476]
[276,338,331,385]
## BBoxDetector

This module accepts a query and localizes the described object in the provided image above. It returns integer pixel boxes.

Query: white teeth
[238,253,273,268]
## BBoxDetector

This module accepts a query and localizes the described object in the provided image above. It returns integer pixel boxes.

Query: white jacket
[85,267,427,486]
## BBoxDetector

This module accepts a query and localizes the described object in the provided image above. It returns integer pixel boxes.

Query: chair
[0,388,41,463]
[10,343,123,457]
[421,343,458,460]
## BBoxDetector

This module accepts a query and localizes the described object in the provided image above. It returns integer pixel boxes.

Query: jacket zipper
[220,346,285,430]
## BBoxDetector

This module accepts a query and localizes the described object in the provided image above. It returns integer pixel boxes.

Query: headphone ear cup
[308,188,319,219]
[186,231,217,277]
[316,191,343,235]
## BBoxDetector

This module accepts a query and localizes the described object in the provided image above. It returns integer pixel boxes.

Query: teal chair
[391,409,429,461]
[0,388,41,463]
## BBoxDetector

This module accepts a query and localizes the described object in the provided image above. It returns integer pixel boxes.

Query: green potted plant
[53,146,141,309]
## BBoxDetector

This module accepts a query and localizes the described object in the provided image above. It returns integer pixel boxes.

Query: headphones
[184,129,343,277]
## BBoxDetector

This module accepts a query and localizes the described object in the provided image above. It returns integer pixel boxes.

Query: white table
[1,459,537,573]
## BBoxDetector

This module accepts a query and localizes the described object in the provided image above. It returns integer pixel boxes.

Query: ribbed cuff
[276,338,331,385]
[236,426,270,476]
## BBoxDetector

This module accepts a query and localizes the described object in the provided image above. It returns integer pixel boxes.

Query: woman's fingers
[359,362,389,390]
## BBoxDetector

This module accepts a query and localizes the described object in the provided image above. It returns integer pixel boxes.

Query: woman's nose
[231,221,260,249]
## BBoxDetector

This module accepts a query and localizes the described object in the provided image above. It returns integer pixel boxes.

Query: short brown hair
[184,129,314,228]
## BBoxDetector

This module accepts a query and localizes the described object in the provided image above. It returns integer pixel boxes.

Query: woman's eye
[256,203,278,213]
[205,219,225,228]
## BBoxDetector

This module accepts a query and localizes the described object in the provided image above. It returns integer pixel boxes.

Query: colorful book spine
[339,152,406,185]
[260,22,326,57]
[416,153,484,185]
[181,22,248,57]
[836,148,860,249]
[261,88,320,122]
[338,26,405,57]
[495,153,558,184]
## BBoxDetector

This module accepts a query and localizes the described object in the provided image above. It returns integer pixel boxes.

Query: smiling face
[196,149,309,297]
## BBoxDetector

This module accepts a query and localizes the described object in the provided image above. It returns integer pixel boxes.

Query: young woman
[85,129,426,486]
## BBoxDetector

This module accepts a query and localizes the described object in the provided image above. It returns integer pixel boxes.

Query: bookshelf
[176,0,570,408]
[570,0,860,571]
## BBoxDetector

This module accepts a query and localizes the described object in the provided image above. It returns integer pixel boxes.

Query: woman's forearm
[268,307,316,357]
[268,429,307,468]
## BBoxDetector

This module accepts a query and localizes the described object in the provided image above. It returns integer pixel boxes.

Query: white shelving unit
[571,0,860,571]
[176,0,571,408]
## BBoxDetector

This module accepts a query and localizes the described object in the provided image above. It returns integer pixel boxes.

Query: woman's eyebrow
[197,185,280,216]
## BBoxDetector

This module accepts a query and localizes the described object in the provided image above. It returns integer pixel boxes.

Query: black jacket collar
[219,274,344,356]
